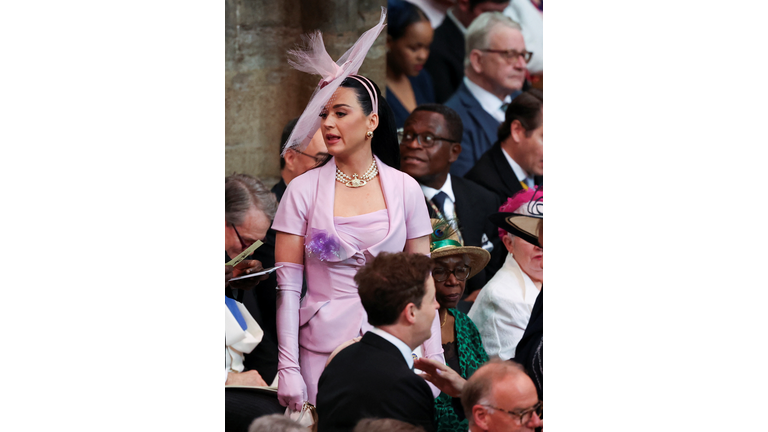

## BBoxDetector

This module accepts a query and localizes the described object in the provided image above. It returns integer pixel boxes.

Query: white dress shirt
[445,8,467,34]
[369,327,415,369]
[420,174,456,220]
[464,77,512,123]
[501,146,530,184]
[406,0,450,29]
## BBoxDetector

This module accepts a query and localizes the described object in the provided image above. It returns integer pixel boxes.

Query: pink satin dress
[272,156,442,403]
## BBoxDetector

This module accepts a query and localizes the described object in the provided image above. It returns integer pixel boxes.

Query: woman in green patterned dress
[429,219,491,432]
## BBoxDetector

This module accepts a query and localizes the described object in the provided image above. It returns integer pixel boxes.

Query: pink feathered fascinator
[490,187,543,247]
[281,7,387,156]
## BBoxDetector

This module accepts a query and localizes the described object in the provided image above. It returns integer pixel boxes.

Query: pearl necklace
[335,159,378,188]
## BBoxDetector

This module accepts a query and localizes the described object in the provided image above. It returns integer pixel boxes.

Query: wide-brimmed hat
[429,218,491,280]
[489,213,542,248]
[490,187,543,248]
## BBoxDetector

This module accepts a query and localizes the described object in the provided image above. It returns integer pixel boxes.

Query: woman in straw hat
[468,188,542,362]
[271,8,444,411]
[428,218,490,432]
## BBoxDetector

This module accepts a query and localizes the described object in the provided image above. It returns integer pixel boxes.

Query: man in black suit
[424,0,510,104]
[399,104,503,299]
[316,253,439,432]
[465,88,543,204]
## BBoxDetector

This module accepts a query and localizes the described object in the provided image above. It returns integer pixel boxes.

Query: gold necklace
[335,159,378,188]
[440,310,448,328]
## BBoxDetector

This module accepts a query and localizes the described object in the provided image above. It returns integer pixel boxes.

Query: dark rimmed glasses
[397,130,459,148]
[231,223,249,250]
[481,401,542,425]
[294,150,331,167]
[479,49,533,63]
[432,266,471,282]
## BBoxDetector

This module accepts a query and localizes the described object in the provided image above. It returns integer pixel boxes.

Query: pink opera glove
[275,262,307,411]
[421,311,445,398]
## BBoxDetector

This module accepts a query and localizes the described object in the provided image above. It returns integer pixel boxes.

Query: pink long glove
[275,262,307,412]
[421,311,446,398]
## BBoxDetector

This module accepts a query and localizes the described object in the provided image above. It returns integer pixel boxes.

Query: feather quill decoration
[430,217,461,252]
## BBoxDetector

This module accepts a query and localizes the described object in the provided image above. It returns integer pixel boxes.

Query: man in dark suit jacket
[424,0,510,104]
[316,253,439,432]
[399,104,503,298]
[444,12,528,177]
[465,88,543,204]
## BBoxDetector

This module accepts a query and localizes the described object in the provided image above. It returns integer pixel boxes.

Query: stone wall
[225,0,387,187]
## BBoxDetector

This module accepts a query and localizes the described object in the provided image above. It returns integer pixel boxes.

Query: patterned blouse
[435,308,489,432]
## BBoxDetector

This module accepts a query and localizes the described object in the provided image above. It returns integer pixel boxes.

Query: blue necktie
[225,296,247,331]
[431,191,448,216]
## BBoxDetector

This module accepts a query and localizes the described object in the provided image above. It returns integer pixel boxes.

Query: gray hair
[461,358,527,425]
[247,414,305,432]
[353,418,426,432]
[464,12,522,69]
[225,174,278,225]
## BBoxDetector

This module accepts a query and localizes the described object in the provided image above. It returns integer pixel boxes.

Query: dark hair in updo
[387,0,429,41]
[337,76,401,169]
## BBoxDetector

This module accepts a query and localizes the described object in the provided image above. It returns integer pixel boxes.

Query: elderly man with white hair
[444,12,530,177]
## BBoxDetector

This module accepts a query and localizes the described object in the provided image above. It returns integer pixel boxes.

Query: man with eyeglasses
[399,104,504,301]
[274,117,329,202]
[225,174,278,383]
[424,0,511,104]
[225,174,286,428]
[230,121,329,391]
[444,12,530,177]
[414,358,543,432]
[463,360,542,432]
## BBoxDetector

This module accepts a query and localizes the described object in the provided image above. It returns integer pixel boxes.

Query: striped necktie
[525,176,535,188]
[431,191,448,216]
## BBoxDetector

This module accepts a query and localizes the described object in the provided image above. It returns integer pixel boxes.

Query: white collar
[500,146,528,182]
[407,0,449,29]
[503,252,542,298]
[419,174,455,203]
[464,76,512,119]
[446,9,467,34]
[369,327,414,369]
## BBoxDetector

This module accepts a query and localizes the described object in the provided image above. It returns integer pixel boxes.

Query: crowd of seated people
[225,3,544,431]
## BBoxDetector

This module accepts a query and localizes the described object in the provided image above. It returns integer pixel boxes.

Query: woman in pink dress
[271,9,444,411]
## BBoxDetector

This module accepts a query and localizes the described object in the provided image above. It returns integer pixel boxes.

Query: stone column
[225,0,386,186]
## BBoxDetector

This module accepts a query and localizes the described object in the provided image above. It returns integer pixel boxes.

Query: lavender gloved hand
[275,262,307,411]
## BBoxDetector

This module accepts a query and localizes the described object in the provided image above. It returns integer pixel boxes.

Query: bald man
[415,358,542,432]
